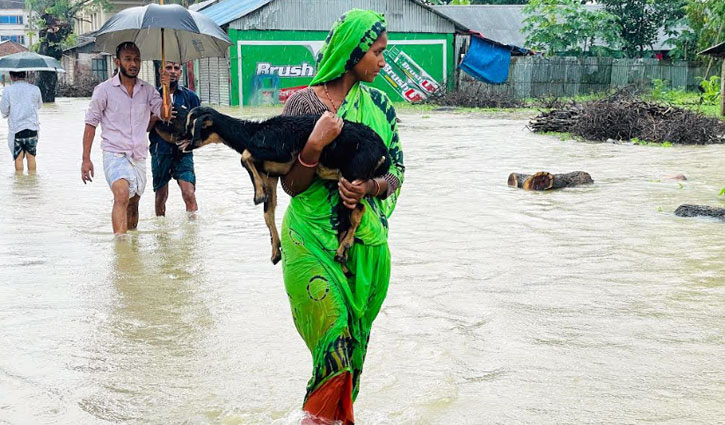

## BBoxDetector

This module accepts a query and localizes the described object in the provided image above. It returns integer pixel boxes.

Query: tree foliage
[600,0,686,58]
[522,0,620,55]
[670,0,725,61]
[25,0,111,58]
[24,0,110,101]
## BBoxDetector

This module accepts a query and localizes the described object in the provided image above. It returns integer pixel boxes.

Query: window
[92,58,108,81]
[0,16,23,25]
[0,35,24,44]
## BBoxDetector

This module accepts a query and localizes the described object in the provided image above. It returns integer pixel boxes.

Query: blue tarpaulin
[459,36,512,84]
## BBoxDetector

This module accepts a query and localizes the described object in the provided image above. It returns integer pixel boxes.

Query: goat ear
[201,114,214,128]
[192,115,206,142]
[376,155,386,169]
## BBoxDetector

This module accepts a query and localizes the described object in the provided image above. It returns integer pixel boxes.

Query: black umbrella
[0,52,65,72]
[94,2,230,116]
[93,3,231,62]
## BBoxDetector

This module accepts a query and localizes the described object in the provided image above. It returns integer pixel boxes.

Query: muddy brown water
[1,98,723,424]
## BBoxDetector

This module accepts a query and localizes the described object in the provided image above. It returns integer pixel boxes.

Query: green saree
[279,9,405,422]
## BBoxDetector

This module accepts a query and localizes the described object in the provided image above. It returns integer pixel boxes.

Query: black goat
[176,106,391,266]
[153,105,190,145]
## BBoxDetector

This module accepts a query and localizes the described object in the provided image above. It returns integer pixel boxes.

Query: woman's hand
[307,111,343,151]
[338,178,376,209]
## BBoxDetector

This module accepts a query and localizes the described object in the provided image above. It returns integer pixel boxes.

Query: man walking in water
[81,42,172,235]
[147,61,200,216]
[1,71,42,172]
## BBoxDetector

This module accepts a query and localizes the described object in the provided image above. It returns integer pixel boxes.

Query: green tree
[522,0,620,55]
[692,0,725,53]
[666,0,724,80]
[25,0,111,101]
[601,0,686,58]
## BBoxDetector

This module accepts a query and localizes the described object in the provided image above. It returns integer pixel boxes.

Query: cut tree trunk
[508,171,593,191]
[675,204,725,220]
[37,71,57,103]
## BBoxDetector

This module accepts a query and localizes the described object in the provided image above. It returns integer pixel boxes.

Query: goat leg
[334,203,365,267]
[241,149,268,204]
[263,176,282,265]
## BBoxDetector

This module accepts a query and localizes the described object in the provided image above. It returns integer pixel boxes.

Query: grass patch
[631,137,674,147]
[539,131,577,141]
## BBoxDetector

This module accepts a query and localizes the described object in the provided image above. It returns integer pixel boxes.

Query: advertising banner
[384,46,441,96]
[235,37,447,106]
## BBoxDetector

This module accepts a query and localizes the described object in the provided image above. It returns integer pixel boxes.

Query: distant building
[0,39,27,56]
[196,0,468,106]
[0,0,32,48]
[62,0,152,85]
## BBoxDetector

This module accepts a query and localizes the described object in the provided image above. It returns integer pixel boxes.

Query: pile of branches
[56,77,99,98]
[427,87,523,109]
[527,103,582,133]
[529,93,725,145]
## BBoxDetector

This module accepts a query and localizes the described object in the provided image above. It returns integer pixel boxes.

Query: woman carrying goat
[280,9,405,425]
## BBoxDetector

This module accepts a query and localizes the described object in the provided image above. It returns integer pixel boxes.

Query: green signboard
[229,30,453,106]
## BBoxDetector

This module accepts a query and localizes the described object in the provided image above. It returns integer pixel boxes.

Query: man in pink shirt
[81,42,172,235]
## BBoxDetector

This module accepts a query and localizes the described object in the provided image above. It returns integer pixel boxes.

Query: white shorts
[103,151,147,198]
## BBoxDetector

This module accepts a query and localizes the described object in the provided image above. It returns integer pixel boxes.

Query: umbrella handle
[161,27,169,120]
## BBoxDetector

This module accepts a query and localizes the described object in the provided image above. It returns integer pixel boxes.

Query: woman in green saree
[279,9,405,425]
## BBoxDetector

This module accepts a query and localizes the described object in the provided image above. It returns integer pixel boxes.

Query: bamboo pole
[160,0,169,119]
[721,59,725,117]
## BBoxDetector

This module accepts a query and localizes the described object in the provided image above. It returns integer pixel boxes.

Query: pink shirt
[85,74,163,160]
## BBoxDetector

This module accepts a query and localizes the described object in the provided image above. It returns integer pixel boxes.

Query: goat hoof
[254,194,268,205]
[334,252,347,264]
[271,251,281,265]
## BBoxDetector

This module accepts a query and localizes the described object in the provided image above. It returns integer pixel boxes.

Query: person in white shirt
[1,71,42,172]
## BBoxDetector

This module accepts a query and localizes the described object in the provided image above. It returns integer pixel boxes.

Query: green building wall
[228,29,455,106]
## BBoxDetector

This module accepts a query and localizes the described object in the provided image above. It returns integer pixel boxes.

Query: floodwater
[1,98,724,425]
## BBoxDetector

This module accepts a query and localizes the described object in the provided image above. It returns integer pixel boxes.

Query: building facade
[0,0,31,48]
[62,0,152,85]
[198,0,466,106]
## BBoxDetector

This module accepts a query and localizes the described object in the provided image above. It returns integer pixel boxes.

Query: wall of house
[195,56,229,105]
[60,53,113,85]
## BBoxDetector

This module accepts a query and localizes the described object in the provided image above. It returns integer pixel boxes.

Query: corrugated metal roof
[228,0,464,33]
[433,5,529,48]
[189,0,219,12]
[201,0,274,26]
[433,5,678,51]
[700,41,725,58]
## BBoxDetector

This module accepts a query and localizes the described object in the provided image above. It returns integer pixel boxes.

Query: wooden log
[675,204,725,220]
[508,171,593,191]
[507,173,533,188]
